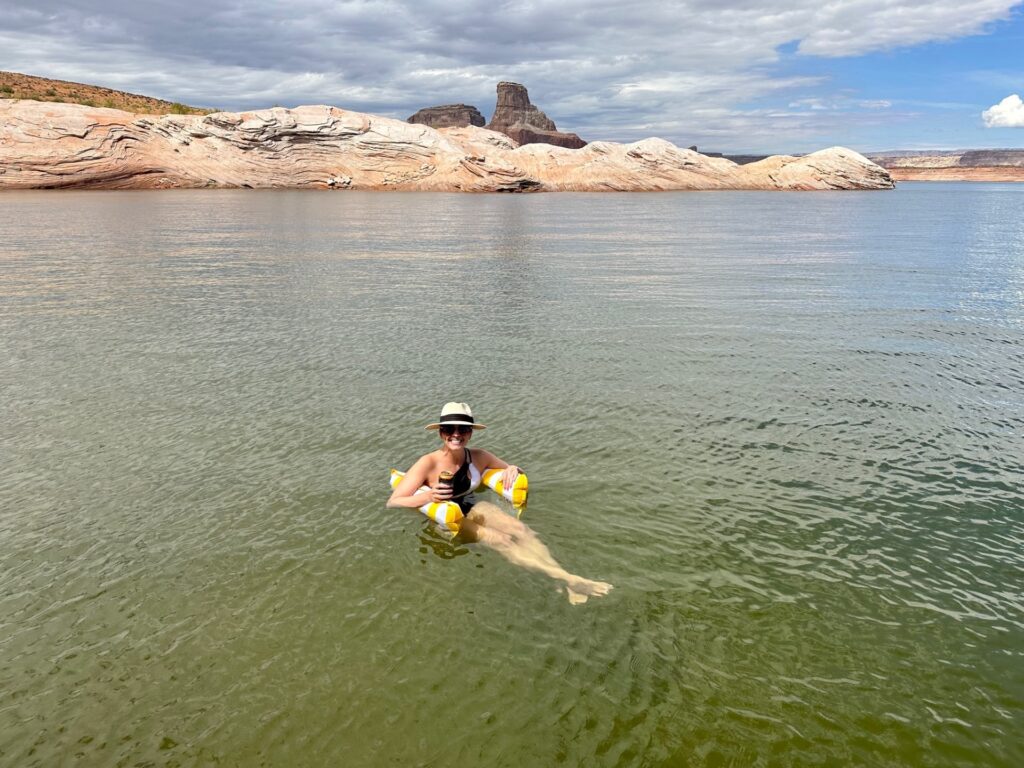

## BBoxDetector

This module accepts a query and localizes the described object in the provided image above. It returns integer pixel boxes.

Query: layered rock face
[407,104,485,129]
[0,99,894,192]
[486,82,586,149]
[869,149,1024,168]
[959,149,1024,167]
[867,149,1024,181]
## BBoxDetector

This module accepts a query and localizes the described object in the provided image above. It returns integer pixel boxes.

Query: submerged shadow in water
[417,525,470,561]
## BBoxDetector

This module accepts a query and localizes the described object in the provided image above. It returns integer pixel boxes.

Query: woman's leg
[458,502,612,604]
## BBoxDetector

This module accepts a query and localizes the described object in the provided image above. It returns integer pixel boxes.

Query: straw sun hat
[425,402,487,430]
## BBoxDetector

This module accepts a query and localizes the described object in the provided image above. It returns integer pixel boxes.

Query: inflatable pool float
[388,468,528,533]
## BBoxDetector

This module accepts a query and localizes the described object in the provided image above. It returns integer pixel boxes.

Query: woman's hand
[502,465,521,489]
[431,485,453,504]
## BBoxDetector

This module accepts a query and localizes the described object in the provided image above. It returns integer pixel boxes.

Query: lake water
[1,184,1022,766]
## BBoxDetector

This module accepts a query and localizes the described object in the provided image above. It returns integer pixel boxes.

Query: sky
[2,0,1023,153]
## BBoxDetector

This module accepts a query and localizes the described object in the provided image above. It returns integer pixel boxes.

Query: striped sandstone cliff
[0,100,894,192]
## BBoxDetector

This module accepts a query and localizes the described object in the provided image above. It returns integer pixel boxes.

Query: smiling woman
[387,402,613,604]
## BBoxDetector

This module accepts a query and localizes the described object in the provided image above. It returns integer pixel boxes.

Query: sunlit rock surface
[0,100,894,191]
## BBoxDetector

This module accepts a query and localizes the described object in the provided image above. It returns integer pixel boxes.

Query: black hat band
[439,413,473,424]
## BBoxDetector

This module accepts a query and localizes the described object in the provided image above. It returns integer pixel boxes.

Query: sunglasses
[439,425,473,436]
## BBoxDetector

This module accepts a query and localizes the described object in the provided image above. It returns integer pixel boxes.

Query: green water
[1,186,1022,766]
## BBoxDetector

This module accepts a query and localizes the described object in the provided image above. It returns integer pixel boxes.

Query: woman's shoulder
[411,451,441,470]
[469,447,496,465]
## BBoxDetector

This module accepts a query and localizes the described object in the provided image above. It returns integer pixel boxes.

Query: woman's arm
[387,455,452,508]
[475,449,522,489]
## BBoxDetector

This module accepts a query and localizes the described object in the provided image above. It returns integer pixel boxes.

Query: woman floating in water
[388,402,612,604]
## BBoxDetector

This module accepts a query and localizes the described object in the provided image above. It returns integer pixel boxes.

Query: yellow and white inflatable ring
[388,468,528,533]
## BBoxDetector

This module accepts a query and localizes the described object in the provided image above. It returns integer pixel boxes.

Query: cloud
[0,0,1020,150]
[786,97,892,111]
[982,94,1024,127]
[795,0,1018,56]
[789,98,832,110]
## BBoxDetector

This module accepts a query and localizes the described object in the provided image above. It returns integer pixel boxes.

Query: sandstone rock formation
[408,104,485,129]
[0,99,894,192]
[486,82,586,149]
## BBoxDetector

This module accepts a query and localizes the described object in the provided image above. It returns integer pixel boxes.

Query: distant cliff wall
[959,149,1024,167]
[867,148,1024,181]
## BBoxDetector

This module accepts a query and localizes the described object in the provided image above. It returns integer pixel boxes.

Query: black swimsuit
[450,449,477,513]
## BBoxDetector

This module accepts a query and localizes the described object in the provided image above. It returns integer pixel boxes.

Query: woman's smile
[440,425,473,447]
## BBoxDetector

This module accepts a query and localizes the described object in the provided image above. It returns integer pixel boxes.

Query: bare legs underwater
[456,501,613,605]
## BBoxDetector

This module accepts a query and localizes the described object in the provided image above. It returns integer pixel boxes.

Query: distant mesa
[725,154,770,165]
[689,145,726,159]
[866,148,1024,181]
[959,149,1024,167]
[407,104,485,129]
[486,82,586,149]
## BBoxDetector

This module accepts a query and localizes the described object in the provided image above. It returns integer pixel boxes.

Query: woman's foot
[563,576,613,604]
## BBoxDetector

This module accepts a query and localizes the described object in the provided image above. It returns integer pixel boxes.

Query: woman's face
[439,425,473,450]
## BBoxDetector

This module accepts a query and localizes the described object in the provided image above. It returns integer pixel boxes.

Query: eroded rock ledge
[0,100,894,191]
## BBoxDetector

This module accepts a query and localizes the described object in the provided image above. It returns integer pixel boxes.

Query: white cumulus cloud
[982,94,1024,127]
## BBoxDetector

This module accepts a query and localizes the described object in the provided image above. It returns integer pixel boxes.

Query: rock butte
[407,83,585,149]
[407,104,485,129]
[485,81,587,149]
[0,100,894,192]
